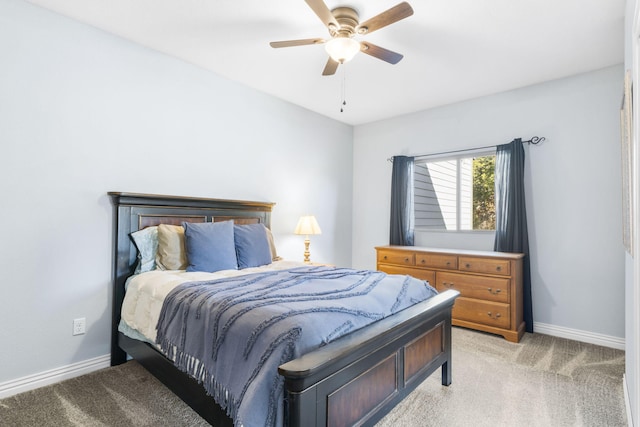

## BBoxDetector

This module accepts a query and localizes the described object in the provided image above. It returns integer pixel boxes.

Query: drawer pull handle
[420,259,425,264]
[404,257,409,262]
[465,263,471,268]
[496,266,502,271]
[487,288,502,295]
[383,256,388,260]
[442,282,454,288]
[487,312,502,319]
[446,261,451,266]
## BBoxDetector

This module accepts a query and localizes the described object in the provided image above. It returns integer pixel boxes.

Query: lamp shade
[295,215,322,235]
[325,37,360,63]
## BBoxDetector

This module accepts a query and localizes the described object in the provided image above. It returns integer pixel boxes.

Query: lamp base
[303,237,311,264]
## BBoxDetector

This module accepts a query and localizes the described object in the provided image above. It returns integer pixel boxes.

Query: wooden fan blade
[305,0,340,30]
[270,38,324,48]
[356,2,414,35]
[360,42,404,64]
[322,58,340,76]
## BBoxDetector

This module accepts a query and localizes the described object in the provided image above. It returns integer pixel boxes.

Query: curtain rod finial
[525,136,546,145]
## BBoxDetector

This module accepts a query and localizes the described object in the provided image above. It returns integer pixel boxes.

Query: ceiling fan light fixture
[325,37,360,63]
[270,1,414,75]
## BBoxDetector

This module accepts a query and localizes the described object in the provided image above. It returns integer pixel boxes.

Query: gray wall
[0,0,353,383]
[353,65,625,340]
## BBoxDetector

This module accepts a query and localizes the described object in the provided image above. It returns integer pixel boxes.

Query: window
[414,152,495,231]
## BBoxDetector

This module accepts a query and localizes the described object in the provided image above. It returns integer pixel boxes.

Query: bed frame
[109,192,459,427]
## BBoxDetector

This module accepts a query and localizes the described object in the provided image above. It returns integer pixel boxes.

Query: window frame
[413,148,496,233]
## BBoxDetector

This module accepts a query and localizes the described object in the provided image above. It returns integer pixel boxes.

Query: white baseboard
[624,374,634,427]
[0,354,110,399]
[533,322,625,350]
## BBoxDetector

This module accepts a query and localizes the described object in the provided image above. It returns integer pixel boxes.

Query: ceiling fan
[270,0,414,76]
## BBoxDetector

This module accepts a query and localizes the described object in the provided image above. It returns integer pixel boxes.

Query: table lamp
[294,215,322,263]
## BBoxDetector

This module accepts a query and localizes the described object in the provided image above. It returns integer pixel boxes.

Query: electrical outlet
[73,318,86,336]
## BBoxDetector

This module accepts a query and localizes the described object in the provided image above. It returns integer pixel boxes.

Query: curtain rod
[387,136,546,162]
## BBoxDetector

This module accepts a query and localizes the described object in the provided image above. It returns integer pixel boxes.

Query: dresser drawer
[453,297,510,329]
[377,250,415,266]
[436,271,509,303]
[380,265,436,285]
[459,257,510,276]
[415,253,457,270]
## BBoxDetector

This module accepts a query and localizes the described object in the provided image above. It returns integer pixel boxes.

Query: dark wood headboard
[109,192,275,364]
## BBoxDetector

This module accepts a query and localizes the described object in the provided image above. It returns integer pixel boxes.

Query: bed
[109,192,459,427]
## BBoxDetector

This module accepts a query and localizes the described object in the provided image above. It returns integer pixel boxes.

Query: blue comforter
[156,266,437,427]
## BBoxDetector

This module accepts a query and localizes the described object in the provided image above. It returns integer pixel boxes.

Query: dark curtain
[493,139,533,332]
[390,155,415,246]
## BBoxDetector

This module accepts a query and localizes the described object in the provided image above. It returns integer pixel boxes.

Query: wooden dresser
[376,245,525,343]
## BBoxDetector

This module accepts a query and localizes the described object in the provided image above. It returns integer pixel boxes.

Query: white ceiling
[25,0,626,125]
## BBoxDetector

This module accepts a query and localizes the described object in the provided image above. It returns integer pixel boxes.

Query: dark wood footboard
[279,290,457,427]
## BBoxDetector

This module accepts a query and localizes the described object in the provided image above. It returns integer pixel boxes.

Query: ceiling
[25,0,626,125]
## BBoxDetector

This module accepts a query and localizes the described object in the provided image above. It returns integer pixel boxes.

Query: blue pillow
[234,223,273,269]
[183,221,238,272]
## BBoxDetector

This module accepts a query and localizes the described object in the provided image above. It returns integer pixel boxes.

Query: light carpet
[377,328,626,426]
[0,327,626,426]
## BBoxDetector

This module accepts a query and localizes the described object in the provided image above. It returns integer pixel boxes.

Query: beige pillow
[156,224,188,270]
[266,227,282,261]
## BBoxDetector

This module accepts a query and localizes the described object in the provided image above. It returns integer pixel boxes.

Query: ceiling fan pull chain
[340,65,347,113]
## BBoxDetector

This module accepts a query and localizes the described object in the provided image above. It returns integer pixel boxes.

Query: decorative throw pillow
[156,224,188,270]
[234,223,273,269]
[130,226,158,273]
[183,221,238,272]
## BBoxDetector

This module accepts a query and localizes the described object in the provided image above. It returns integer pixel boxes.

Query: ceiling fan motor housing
[329,7,360,37]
